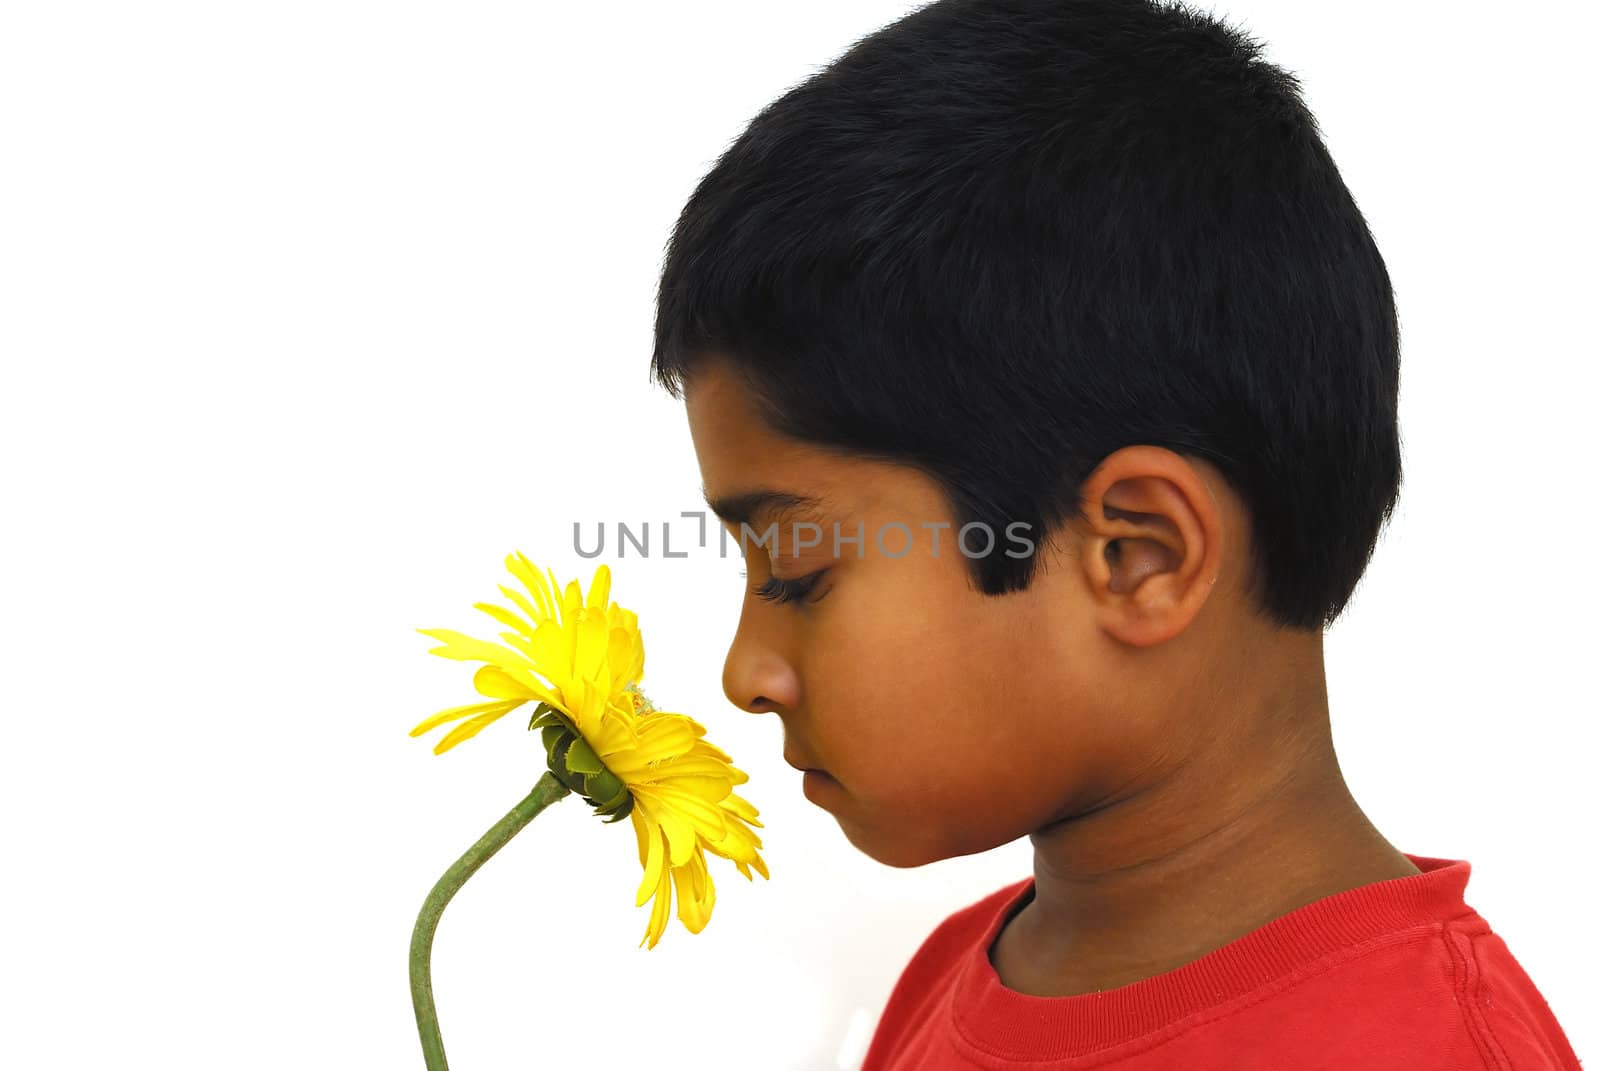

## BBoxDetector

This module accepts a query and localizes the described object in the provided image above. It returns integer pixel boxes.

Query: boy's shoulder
[860,858,1584,1070]
[1444,912,1585,1071]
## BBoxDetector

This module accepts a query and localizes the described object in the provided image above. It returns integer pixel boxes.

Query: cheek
[809,574,985,741]
[804,568,1133,856]
[804,578,1067,821]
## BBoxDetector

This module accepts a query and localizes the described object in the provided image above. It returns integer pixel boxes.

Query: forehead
[682,359,836,474]
[681,358,952,531]
[682,359,782,459]
[683,359,841,515]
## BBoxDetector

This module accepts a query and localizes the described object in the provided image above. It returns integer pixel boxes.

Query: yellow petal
[727,853,771,882]
[672,853,715,934]
[587,707,640,758]
[718,792,763,826]
[432,705,516,754]
[586,563,611,611]
[633,716,699,762]
[417,628,536,671]
[685,737,736,765]
[660,773,738,804]
[529,618,577,678]
[572,611,611,683]
[497,583,546,631]
[606,626,643,689]
[640,783,729,838]
[473,600,537,641]
[497,630,547,673]
[471,664,536,701]
[644,793,701,868]
[640,870,672,950]
[632,804,667,907]
[545,566,565,623]
[506,552,556,621]
[606,752,731,780]
[631,801,652,868]
[561,578,583,622]
[703,819,766,866]
[409,698,523,738]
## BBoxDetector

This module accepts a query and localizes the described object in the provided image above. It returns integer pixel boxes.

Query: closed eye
[739,567,831,606]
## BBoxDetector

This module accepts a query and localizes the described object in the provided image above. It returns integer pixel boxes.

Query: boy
[649,0,1581,1067]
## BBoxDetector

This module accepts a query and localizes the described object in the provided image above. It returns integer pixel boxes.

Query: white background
[2,1,1595,1068]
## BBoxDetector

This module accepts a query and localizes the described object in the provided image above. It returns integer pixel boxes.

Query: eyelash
[739,567,831,605]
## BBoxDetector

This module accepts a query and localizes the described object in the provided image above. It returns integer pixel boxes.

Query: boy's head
[651,0,1401,867]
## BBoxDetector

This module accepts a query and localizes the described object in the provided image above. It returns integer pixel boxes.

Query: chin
[840,827,950,870]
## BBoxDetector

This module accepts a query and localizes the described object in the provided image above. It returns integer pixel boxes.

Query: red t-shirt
[859,854,1582,1070]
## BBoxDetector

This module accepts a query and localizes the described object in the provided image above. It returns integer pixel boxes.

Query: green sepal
[585,765,624,804]
[594,782,634,822]
[549,736,588,795]
[563,734,604,776]
[527,700,635,822]
[529,702,569,733]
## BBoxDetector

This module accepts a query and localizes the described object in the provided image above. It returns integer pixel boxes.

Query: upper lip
[783,751,825,773]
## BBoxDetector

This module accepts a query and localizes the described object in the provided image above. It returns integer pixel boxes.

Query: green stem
[410,771,572,1070]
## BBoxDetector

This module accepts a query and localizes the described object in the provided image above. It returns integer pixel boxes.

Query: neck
[1000,639,1418,996]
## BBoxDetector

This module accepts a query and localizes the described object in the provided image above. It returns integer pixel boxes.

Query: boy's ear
[1074,446,1224,646]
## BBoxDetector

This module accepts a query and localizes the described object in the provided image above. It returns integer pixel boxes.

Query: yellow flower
[409,553,770,949]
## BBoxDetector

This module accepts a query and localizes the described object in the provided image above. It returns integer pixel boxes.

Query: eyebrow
[702,486,829,528]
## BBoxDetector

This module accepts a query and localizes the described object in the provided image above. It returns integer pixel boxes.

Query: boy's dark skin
[683,353,1419,998]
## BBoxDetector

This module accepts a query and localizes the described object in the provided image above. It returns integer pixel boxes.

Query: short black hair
[650,0,1401,632]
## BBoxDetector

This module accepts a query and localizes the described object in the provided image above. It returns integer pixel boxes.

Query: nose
[721,618,801,715]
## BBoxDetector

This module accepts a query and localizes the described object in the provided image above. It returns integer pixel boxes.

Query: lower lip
[802,769,839,802]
